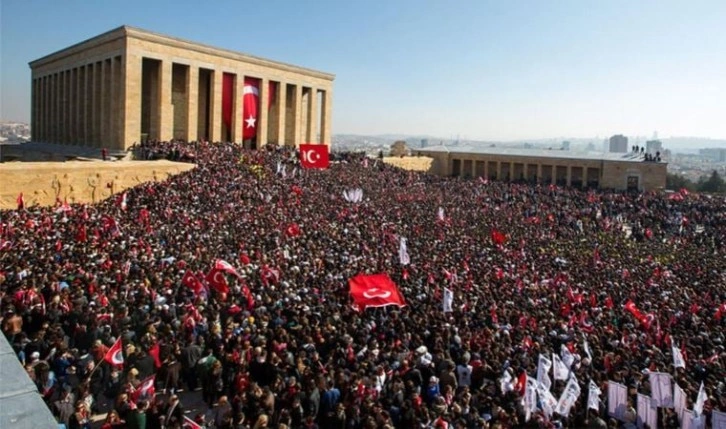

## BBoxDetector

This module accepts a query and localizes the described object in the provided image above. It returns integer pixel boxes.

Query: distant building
[586,142,596,152]
[420,139,429,148]
[413,145,666,191]
[699,148,726,162]
[562,141,571,151]
[645,140,663,155]
[609,135,628,153]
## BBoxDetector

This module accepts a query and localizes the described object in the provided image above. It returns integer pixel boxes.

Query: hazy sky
[2,0,725,140]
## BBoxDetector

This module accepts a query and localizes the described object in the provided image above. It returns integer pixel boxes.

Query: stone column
[159,59,173,141]
[92,63,100,146]
[99,60,107,148]
[66,69,72,143]
[58,71,65,144]
[122,54,142,150]
[82,65,88,145]
[186,66,199,142]
[257,77,269,146]
[320,88,332,145]
[68,68,75,144]
[306,87,318,142]
[566,165,572,187]
[208,70,223,142]
[233,73,244,143]
[57,72,63,143]
[292,84,302,146]
[276,81,287,146]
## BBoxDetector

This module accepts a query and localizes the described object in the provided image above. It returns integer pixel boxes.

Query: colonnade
[31,55,123,148]
[452,158,602,188]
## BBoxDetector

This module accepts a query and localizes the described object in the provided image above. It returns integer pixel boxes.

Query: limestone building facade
[29,26,335,150]
[413,146,667,191]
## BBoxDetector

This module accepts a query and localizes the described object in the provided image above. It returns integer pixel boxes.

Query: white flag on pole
[399,237,410,266]
[536,354,552,391]
[636,393,658,429]
[674,383,687,422]
[648,372,674,408]
[560,344,575,369]
[694,382,707,416]
[537,384,558,418]
[608,381,628,421]
[673,344,686,369]
[524,376,538,422]
[583,338,592,361]
[553,353,570,381]
[555,375,581,417]
[587,380,601,411]
[437,207,445,222]
[443,287,453,313]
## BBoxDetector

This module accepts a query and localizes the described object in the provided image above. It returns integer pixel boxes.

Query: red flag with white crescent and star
[242,78,260,140]
[104,338,124,367]
[215,259,241,278]
[299,144,330,169]
[132,374,156,402]
[182,270,204,295]
[348,273,406,311]
[205,268,230,295]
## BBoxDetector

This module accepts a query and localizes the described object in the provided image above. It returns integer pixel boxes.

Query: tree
[697,170,726,194]
[390,140,408,157]
[665,173,696,191]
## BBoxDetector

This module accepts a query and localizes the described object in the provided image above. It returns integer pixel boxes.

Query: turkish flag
[215,259,241,278]
[286,223,301,237]
[183,416,203,429]
[132,375,155,402]
[182,270,204,295]
[242,78,260,140]
[205,268,230,295]
[300,144,330,169]
[348,273,406,311]
[104,338,124,367]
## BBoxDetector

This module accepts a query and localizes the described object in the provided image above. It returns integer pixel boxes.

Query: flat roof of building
[415,145,665,164]
[29,25,335,81]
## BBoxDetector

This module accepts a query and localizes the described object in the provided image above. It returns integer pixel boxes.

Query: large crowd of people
[1,141,724,429]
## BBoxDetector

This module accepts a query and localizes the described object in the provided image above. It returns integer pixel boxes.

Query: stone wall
[0,160,195,210]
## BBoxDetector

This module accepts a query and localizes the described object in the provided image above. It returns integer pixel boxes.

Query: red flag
[239,253,251,266]
[104,338,124,367]
[348,273,406,311]
[182,270,204,295]
[205,268,230,295]
[242,285,255,310]
[149,343,162,369]
[285,223,301,237]
[491,229,506,246]
[183,416,203,429]
[299,144,330,169]
[514,370,527,396]
[242,77,260,140]
[16,193,25,210]
[131,375,155,402]
[215,259,241,278]
[260,265,281,285]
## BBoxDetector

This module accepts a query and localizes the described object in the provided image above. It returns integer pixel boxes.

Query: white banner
[608,381,628,421]
[636,393,657,429]
[553,353,570,381]
[712,410,726,429]
[649,372,674,408]
[536,354,552,391]
[442,287,453,313]
[674,383,687,423]
[561,344,575,369]
[437,207,445,221]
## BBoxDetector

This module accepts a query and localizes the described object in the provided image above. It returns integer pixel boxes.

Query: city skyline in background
[2,0,726,141]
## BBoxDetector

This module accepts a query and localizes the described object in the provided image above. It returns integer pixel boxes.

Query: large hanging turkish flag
[242,78,260,140]
[348,273,406,311]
